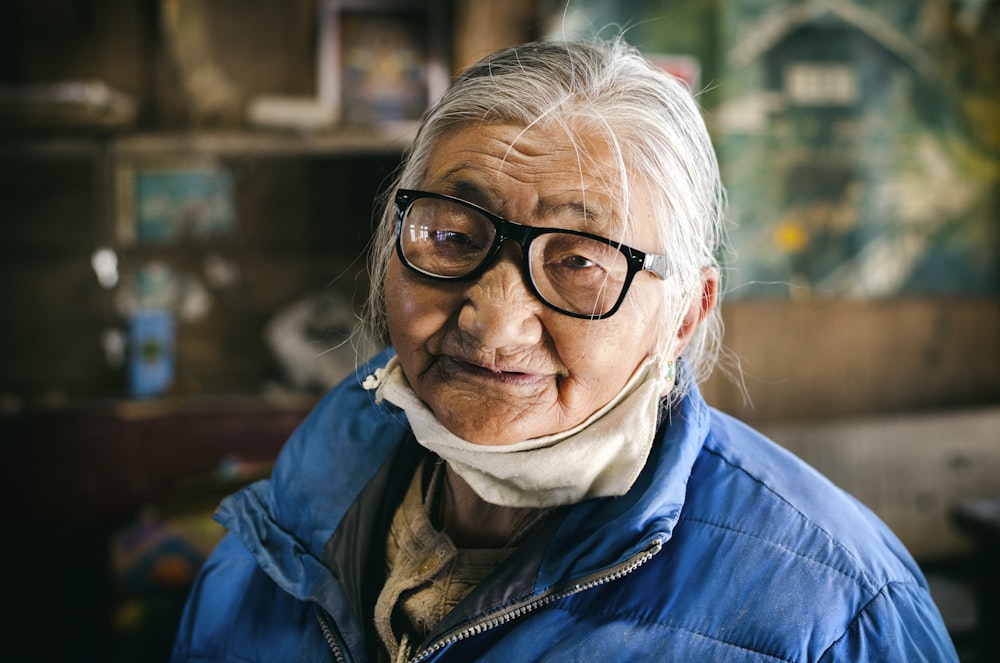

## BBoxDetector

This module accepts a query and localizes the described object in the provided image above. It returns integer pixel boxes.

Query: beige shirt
[374,458,547,662]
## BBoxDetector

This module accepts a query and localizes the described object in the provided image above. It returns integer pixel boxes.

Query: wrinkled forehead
[418,120,660,248]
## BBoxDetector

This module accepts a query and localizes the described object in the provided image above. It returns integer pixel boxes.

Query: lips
[442,355,549,387]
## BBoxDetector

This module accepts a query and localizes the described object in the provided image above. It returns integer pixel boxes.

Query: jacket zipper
[407,537,664,663]
[316,607,350,663]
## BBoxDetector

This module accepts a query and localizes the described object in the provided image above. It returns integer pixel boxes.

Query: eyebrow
[446,178,490,207]
[539,199,604,225]
[439,176,609,231]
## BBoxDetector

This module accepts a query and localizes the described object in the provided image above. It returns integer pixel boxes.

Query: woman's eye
[562,254,597,270]
[432,230,478,250]
[545,253,608,283]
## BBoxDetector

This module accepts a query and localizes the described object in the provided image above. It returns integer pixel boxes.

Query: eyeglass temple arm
[643,253,670,280]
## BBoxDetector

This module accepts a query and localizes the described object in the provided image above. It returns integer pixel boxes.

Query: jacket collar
[536,383,710,587]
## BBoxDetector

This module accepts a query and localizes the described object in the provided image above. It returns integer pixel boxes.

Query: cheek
[385,261,454,350]
[579,330,644,371]
[584,289,664,352]
[560,295,664,376]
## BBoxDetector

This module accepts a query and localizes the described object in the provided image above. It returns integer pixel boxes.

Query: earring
[666,360,675,381]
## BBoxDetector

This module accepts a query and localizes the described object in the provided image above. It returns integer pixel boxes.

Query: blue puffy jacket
[171,350,958,662]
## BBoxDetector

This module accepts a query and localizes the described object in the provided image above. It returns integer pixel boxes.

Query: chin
[441,416,538,447]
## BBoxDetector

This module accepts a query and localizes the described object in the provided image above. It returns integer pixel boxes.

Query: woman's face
[385,122,668,446]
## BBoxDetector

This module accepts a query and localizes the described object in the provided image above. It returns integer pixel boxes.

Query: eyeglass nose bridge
[478,216,545,281]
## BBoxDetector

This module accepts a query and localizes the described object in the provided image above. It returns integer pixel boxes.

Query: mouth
[442,355,549,387]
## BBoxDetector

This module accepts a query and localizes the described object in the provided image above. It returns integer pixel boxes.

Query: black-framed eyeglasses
[394,188,669,319]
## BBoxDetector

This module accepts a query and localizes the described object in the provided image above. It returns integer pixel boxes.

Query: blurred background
[0,0,997,661]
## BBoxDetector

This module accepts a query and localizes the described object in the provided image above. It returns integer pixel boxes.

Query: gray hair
[364,38,727,387]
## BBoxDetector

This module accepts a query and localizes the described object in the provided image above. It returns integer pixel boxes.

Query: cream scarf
[363,353,673,508]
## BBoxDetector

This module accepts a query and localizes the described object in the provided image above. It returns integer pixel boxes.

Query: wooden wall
[703,297,1000,423]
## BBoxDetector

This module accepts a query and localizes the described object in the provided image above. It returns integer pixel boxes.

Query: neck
[439,464,547,548]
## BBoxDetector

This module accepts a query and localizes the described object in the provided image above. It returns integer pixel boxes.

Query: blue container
[128,309,175,398]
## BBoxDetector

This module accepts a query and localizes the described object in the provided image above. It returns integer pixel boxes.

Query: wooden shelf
[0,126,416,160]
[113,126,417,158]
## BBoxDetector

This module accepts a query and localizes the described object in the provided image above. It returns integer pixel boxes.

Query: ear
[670,267,719,358]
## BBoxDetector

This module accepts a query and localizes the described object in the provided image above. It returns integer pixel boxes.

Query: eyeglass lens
[398,196,630,317]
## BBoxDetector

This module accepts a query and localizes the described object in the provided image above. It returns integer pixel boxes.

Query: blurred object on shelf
[128,309,176,399]
[0,80,136,129]
[246,95,335,132]
[265,290,379,393]
[318,0,449,128]
[159,0,243,126]
[108,453,273,660]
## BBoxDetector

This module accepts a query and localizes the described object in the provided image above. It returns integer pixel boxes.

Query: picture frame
[114,155,236,246]
[318,0,449,127]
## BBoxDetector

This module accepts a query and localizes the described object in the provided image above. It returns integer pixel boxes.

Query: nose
[457,243,544,349]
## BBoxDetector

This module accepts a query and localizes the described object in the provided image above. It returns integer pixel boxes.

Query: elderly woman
[171,40,956,662]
